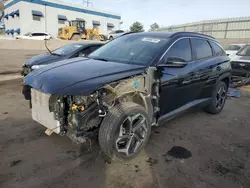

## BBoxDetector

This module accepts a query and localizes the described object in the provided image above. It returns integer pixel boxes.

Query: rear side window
[191,39,212,59]
[210,41,227,56]
[165,38,192,62]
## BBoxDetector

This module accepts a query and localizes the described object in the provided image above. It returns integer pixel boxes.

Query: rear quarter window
[209,41,227,56]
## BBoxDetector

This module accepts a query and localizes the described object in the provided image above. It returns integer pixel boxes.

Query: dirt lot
[1,50,250,188]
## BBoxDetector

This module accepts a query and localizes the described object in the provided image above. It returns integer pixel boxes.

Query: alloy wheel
[216,85,226,109]
[116,113,148,156]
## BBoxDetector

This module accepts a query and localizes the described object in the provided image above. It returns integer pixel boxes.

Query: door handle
[216,66,222,71]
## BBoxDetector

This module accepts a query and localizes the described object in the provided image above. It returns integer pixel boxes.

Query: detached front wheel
[99,102,151,161]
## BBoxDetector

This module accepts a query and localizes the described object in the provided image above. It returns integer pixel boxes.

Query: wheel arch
[217,72,231,88]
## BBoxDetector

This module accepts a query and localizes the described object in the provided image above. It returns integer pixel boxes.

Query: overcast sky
[63,0,250,31]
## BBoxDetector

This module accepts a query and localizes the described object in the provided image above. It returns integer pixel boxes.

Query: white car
[224,44,245,57]
[107,30,125,40]
[16,32,52,40]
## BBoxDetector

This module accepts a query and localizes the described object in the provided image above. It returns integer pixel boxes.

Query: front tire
[204,81,228,114]
[98,102,151,162]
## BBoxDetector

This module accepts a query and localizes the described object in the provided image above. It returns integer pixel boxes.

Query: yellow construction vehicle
[58,20,106,41]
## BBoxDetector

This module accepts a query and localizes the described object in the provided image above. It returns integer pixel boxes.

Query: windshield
[89,34,169,65]
[225,45,242,51]
[236,45,250,56]
[52,44,84,56]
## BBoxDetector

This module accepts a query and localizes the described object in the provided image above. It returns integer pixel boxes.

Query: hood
[230,54,250,63]
[25,53,65,66]
[24,58,146,95]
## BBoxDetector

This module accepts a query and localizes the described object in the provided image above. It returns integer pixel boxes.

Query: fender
[216,71,231,86]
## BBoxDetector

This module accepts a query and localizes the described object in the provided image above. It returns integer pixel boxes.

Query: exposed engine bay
[30,67,160,144]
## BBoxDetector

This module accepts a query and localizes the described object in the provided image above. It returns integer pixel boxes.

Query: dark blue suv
[24,32,231,161]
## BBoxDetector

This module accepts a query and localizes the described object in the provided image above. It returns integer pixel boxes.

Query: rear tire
[109,36,113,40]
[98,102,151,162]
[204,81,228,114]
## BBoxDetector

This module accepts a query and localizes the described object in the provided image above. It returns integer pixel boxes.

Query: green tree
[129,21,144,32]
[149,23,160,31]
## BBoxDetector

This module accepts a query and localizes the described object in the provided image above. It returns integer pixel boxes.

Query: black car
[21,42,104,76]
[24,32,231,161]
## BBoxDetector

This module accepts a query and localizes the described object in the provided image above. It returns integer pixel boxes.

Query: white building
[3,0,121,38]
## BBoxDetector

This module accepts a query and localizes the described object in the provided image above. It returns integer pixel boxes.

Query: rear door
[190,38,219,99]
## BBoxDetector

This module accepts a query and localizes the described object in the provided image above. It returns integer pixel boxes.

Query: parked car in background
[24,32,231,161]
[22,41,104,99]
[21,42,104,76]
[107,30,125,40]
[230,44,250,77]
[16,32,52,40]
[224,44,245,57]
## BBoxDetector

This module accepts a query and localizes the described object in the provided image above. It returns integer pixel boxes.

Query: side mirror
[159,57,188,68]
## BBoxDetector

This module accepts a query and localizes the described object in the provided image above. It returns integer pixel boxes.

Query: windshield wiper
[92,57,109,62]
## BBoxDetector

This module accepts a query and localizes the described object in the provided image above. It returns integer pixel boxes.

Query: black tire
[99,102,151,162]
[204,81,228,114]
[109,36,113,40]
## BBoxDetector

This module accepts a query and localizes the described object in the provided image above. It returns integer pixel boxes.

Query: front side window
[116,30,124,34]
[191,39,212,60]
[89,35,169,65]
[164,38,192,63]
[210,41,227,56]
[236,45,250,56]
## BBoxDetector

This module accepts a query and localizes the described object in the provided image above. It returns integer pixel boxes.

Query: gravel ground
[1,78,250,188]
[1,50,250,188]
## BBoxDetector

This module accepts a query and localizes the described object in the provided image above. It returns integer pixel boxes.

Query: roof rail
[171,32,215,39]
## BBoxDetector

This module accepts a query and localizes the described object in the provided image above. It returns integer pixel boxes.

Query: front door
[158,38,203,116]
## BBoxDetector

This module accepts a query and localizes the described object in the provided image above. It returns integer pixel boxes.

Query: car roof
[125,31,216,40]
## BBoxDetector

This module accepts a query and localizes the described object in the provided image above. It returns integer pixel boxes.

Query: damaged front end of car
[29,67,161,144]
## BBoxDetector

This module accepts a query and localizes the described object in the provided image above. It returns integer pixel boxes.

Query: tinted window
[31,33,45,36]
[210,41,226,56]
[192,39,212,59]
[165,38,192,62]
[89,35,169,65]
[116,30,124,33]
